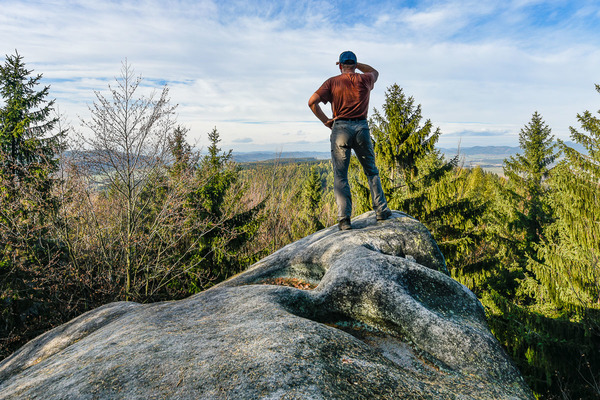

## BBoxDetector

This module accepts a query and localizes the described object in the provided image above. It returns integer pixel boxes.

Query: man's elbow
[308,93,320,108]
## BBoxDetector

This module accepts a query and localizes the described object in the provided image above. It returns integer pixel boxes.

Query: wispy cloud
[232,137,253,143]
[2,0,600,152]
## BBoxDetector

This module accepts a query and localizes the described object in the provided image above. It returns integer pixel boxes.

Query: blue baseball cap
[339,51,357,65]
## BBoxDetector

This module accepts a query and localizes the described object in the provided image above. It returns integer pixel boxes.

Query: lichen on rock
[0,211,534,399]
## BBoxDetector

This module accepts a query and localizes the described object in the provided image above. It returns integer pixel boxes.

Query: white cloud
[2,0,600,152]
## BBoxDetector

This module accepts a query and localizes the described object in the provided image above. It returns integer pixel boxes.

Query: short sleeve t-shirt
[315,72,375,119]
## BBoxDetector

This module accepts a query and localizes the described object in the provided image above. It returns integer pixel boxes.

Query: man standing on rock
[308,51,392,230]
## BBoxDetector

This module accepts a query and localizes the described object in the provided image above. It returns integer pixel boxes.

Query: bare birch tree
[72,61,189,298]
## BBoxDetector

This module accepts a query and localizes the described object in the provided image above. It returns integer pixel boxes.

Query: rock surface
[0,211,534,399]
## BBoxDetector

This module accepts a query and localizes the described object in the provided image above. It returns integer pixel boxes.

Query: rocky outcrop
[0,211,533,399]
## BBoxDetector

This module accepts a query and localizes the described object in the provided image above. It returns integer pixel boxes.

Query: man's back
[315,72,375,120]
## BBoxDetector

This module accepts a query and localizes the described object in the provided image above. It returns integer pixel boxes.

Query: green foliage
[365,84,487,277]
[483,290,599,398]
[237,160,336,256]
[488,110,599,399]
[169,125,196,178]
[302,166,324,218]
[0,52,63,184]
[0,51,66,358]
[370,83,440,193]
[503,112,557,257]
[534,86,600,316]
[347,155,371,215]
[291,165,325,238]
[183,127,264,291]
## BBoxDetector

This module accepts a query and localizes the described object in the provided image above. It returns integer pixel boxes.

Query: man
[308,51,392,230]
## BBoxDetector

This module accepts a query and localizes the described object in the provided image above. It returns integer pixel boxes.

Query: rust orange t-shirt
[315,72,375,119]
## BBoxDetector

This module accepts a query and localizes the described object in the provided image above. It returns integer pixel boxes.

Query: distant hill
[231,147,522,164]
[230,142,587,175]
[440,141,585,158]
[232,151,330,163]
[439,145,520,157]
[232,147,525,164]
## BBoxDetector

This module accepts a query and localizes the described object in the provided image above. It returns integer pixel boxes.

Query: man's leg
[353,121,392,219]
[330,121,353,225]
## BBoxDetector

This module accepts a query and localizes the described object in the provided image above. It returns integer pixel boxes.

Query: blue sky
[2,0,600,152]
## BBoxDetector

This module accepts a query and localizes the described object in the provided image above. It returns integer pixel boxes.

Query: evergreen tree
[366,84,485,276]
[0,51,66,353]
[503,112,557,258]
[369,83,442,199]
[185,127,264,291]
[168,125,197,177]
[303,165,323,219]
[535,86,600,315]
[292,164,324,238]
[0,51,65,209]
[484,98,599,400]
[193,127,236,219]
[0,52,64,187]
[347,155,373,215]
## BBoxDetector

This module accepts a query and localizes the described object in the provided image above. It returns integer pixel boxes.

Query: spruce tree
[503,112,557,258]
[293,164,324,238]
[185,127,263,290]
[535,86,600,314]
[366,84,485,277]
[0,51,64,200]
[369,83,441,198]
[0,50,65,256]
[194,127,236,218]
[168,125,196,177]
[488,91,600,399]
[0,51,65,354]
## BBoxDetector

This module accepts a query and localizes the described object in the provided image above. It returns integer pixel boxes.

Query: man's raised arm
[356,62,379,82]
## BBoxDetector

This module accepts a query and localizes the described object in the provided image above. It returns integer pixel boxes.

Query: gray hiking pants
[330,119,390,220]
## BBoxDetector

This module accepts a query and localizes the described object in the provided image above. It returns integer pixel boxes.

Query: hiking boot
[376,208,393,221]
[338,217,352,231]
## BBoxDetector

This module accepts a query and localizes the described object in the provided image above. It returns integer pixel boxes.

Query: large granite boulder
[0,211,534,399]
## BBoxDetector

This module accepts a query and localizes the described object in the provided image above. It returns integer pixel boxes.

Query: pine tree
[0,51,64,203]
[503,112,557,258]
[534,86,600,314]
[292,164,324,238]
[185,127,264,290]
[0,51,66,354]
[366,84,486,276]
[369,84,442,199]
